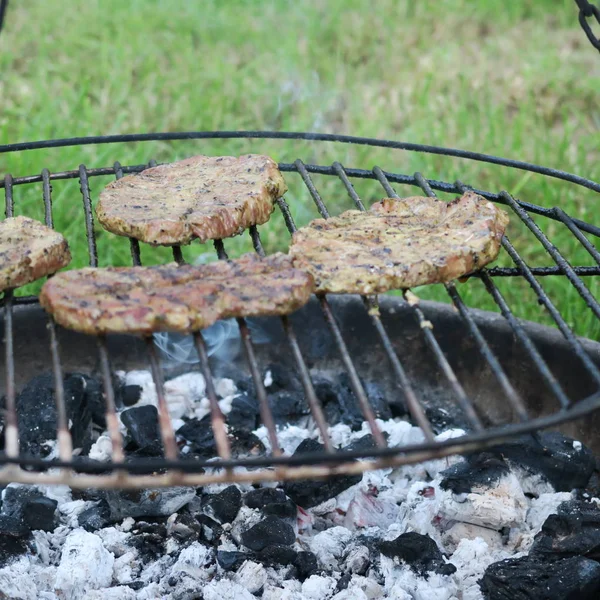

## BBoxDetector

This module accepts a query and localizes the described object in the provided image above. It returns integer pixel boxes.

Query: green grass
[0,0,599,339]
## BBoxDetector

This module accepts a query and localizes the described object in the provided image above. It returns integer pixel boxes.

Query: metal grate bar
[332,162,454,435]
[172,246,184,265]
[48,319,73,461]
[292,161,387,447]
[2,291,17,458]
[146,339,179,461]
[3,174,13,217]
[409,171,529,421]
[78,165,98,267]
[501,235,600,387]
[248,225,334,451]
[553,207,600,266]
[213,239,282,456]
[482,266,600,277]
[97,339,125,463]
[41,169,53,228]
[113,161,142,267]
[500,190,600,321]
[192,332,232,460]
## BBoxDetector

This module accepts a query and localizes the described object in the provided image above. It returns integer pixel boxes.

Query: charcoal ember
[0,515,29,563]
[78,500,111,532]
[440,453,511,494]
[196,514,223,544]
[129,521,168,561]
[217,550,249,571]
[425,405,469,434]
[166,512,203,542]
[15,372,92,458]
[294,551,319,581]
[485,432,595,492]
[336,572,353,592]
[121,384,142,407]
[343,434,377,454]
[530,499,600,560]
[262,499,297,520]
[240,515,295,552]
[284,439,362,508]
[99,487,196,521]
[203,486,242,524]
[343,545,370,575]
[479,555,600,600]
[121,405,163,456]
[21,496,57,532]
[244,488,288,509]
[268,389,310,423]
[379,532,456,577]
[227,392,260,432]
[263,363,301,392]
[1,485,45,521]
[256,544,298,566]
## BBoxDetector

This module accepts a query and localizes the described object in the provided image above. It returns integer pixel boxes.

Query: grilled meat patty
[39,253,313,335]
[96,154,287,246]
[0,216,71,292]
[289,192,509,294]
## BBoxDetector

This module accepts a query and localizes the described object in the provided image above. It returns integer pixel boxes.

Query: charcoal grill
[1,131,600,490]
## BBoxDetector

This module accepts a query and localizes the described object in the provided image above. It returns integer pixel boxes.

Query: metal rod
[500,190,600,321]
[276,197,298,234]
[192,332,232,460]
[41,168,53,228]
[295,159,330,218]
[146,339,179,461]
[3,291,18,458]
[3,174,13,217]
[97,339,125,463]
[113,161,142,266]
[78,165,98,267]
[172,246,184,265]
[48,319,73,461]
[553,207,600,266]
[332,161,366,210]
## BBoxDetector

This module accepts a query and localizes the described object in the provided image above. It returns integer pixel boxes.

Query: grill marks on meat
[96,154,287,246]
[289,192,509,294]
[39,253,313,335]
[0,216,71,292]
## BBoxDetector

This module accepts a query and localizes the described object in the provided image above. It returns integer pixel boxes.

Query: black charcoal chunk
[217,550,249,571]
[167,512,203,542]
[263,364,301,393]
[440,453,510,494]
[256,544,298,566]
[262,499,297,520]
[78,501,111,532]
[1,486,44,521]
[268,390,310,423]
[343,434,377,454]
[295,551,319,581]
[245,488,288,509]
[0,515,29,563]
[284,439,362,508]
[99,487,196,521]
[15,372,92,458]
[121,384,142,407]
[227,393,259,432]
[196,514,223,544]
[485,432,595,492]
[530,500,600,560]
[204,486,242,524]
[21,496,57,532]
[241,515,295,552]
[129,521,167,561]
[379,532,456,577]
[479,555,600,600]
[121,405,163,456]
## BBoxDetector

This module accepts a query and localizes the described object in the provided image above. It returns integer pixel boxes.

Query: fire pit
[1,132,600,599]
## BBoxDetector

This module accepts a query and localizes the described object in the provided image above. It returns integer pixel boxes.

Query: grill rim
[1,130,599,488]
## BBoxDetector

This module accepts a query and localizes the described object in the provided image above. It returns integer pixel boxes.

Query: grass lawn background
[0,0,599,339]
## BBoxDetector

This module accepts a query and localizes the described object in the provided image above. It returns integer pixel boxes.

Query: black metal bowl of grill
[1,131,599,489]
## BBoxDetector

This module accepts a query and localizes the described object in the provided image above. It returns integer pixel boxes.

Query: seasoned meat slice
[96,154,287,245]
[39,253,313,335]
[289,192,509,294]
[0,216,71,292]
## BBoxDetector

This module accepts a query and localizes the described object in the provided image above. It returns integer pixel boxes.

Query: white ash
[234,560,267,594]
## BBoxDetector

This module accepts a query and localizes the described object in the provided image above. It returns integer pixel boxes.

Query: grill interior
[1,131,600,489]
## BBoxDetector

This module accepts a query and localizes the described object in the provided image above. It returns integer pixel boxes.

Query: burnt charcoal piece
[336,572,353,592]
[440,453,511,494]
[1,486,45,521]
[530,500,600,560]
[122,384,142,407]
[121,405,163,456]
[229,430,265,457]
[227,392,259,432]
[241,515,295,552]
[379,532,456,577]
[15,372,92,458]
[256,544,298,567]
[83,375,108,428]
[78,501,111,532]
[486,432,595,492]
[263,364,301,393]
[196,514,223,544]
[425,406,469,434]
[284,439,362,508]
[268,389,310,423]
[0,515,29,563]
[204,486,242,524]
[295,551,319,581]
[21,496,57,532]
[262,499,297,520]
[479,555,600,600]
[217,550,249,571]
[130,524,167,561]
[244,488,288,509]
[99,487,196,521]
[167,512,203,542]
[343,434,377,454]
